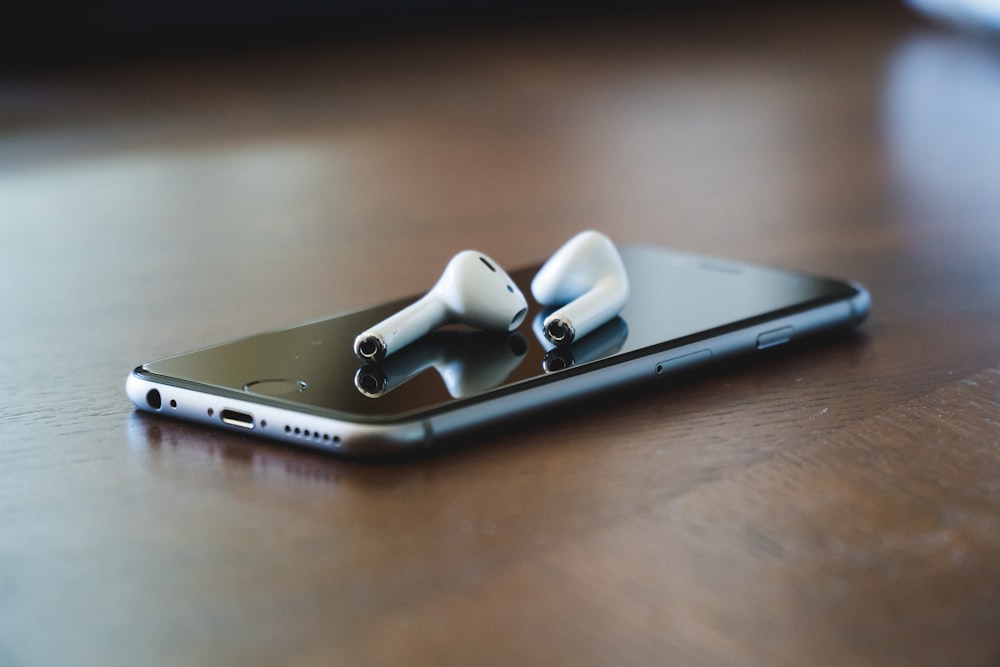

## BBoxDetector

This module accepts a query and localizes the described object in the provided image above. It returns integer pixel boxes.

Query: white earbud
[354,250,528,361]
[531,230,630,346]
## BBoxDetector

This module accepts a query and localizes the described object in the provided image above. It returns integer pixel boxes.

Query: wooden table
[4,3,1000,664]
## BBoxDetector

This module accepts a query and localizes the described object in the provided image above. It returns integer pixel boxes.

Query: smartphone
[126,244,870,457]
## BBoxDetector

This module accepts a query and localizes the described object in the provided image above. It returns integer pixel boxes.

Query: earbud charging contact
[355,333,388,362]
[544,319,575,345]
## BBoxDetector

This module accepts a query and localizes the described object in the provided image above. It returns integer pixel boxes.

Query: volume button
[756,326,795,350]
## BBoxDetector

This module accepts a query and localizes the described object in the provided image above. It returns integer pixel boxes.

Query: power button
[756,326,794,350]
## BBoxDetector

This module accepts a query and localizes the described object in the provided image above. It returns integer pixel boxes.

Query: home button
[243,379,309,396]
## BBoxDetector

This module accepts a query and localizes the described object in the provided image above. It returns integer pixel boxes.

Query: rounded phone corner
[847,281,872,324]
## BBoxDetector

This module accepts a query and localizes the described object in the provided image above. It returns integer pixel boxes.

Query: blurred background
[4,0,999,67]
[3,0,1000,350]
[4,2,1000,664]
[2,2,832,65]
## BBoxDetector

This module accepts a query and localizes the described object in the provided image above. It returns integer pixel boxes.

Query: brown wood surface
[3,3,1000,665]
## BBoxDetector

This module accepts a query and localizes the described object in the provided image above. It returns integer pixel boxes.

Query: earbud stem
[544,279,627,346]
[354,295,447,361]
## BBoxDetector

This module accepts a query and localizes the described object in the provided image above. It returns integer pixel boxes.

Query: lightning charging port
[220,409,255,429]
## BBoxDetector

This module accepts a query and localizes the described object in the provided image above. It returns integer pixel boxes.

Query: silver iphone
[126,244,870,457]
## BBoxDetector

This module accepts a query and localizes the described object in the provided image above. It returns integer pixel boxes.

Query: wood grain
[3,3,1000,665]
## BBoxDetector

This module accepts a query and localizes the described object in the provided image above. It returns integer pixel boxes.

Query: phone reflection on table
[354,330,528,399]
[531,311,629,373]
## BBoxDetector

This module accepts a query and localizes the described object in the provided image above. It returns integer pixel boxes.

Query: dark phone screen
[143,246,859,420]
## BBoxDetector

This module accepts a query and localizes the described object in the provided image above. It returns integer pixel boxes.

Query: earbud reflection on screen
[354,251,528,362]
[531,230,630,346]
[355,331,528,398]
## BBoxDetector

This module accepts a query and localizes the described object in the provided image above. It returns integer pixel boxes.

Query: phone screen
[141,246,860,421]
